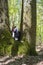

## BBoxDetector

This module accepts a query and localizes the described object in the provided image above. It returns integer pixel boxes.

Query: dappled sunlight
[0,56,43,65]
[36,61,43,65]
[22,64,27,65]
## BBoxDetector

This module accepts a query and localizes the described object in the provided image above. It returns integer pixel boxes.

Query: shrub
[18,40,30,55]
[18,36,37,56]
[0,45,4,56]
[4,45,12,56]
[11,41,20,56]
[0,29,14,56]
[0,29,14,45]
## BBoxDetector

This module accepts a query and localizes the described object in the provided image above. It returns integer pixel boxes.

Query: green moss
[0,29,14,56]
[11,41,20,56]
[0,29,37,56]
[18,40,30,55]
[0,45,4,56]
[4,45,12,56]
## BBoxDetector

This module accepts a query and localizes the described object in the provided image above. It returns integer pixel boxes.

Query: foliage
[0,29,14,45]
[4,45,12,56]
[8,0,22,30]
[0,29,14,56]
[0,0,39,56]
[11,41,20,56]
[0,45,4,56]
[36,0,43,44]
[0,29,37,56]
[18,36,30,55]
[18,37,37,55]
[18,42,30,55]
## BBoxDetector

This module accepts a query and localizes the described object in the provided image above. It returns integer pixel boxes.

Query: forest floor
[0,55,43,65]
[36,44,43,55]
[0,45,43,65]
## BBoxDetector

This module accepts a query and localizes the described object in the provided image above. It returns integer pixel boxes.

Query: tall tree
[23,0,37,55]
[29,0,36,55]
[0,0,9,30]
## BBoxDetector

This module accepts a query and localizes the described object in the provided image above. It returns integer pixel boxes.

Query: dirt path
[0,55,43,65]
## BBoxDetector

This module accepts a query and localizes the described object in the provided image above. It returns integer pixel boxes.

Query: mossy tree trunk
[0,0,10,30]
[29,0,36,55]
[23,0,36,55]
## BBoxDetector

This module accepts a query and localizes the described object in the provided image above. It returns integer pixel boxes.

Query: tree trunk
[23,0,36,55]
[23,0,31,42]
[20,0,24,40]
[0,0,9,30]
[29,0,36,55]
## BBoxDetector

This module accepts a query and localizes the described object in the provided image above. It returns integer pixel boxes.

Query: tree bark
[0,0,10,30]
[29,0,36,54]
[23,0,36,55]
[20,0,24,40]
